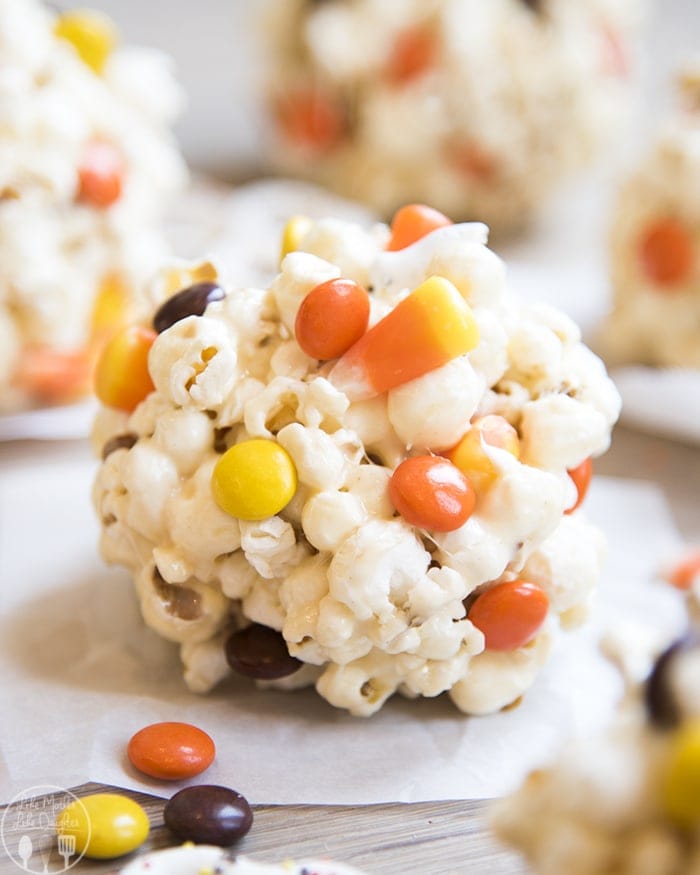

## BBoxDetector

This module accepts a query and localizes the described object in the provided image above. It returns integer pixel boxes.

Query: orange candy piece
[15,346,92,402]
[565,457,593,514]
[387,204,453,252]
[77,140,124,208]
[295,278,370,360]
[468,580,549,651]
[274,87,346,153]
[638,217,694,287]
[94,324,156,412]
[329,276,478,400]
[445,415,520,493]
[386,26,438,85]
[127,722,215,781]
[389,455,476,532]
[666,551,700,591]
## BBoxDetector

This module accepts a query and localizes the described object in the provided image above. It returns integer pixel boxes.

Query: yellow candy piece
[54,10,118,74]
[663,718,700,829]
[94,324,156,413]
[446,415,520,493]
[212,439,297,521]
[279,215,313,266]
[90,273,132,344]
[55,793,149,860]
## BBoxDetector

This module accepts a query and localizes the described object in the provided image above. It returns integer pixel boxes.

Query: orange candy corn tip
[329,275,479,401]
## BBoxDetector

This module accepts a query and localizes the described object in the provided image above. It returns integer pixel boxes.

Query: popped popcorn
[93,207,620,717]
[492,602,700,875]
[264,0,642,231]
[0,0,186,411]
[602,61,700,368]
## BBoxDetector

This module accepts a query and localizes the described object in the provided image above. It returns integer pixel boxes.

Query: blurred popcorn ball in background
[263,0,644,231]
[0,0,186,412]
[602,60,700,369]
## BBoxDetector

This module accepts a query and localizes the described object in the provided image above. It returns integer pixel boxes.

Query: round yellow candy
[212,439,297,521]
[54,10,118,74]
[55,793,149,860]
[663,718,700,829]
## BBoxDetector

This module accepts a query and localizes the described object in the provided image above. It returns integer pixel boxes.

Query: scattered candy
[274,87,346,152]
[77,140,124,208]
[153,282,226,334]
[163,785,253,846]
[127,722,216,781]
[280,215,313,265]
[445,415,520,494]
[663,718,700,829]
[212,439,297,521]
[55,793,149,860]
[54,9,117,74]
[295,278,370,360]
[386,204,453,252]
[565,457,593,514]
[329,275,478,400]
[638,217,694,287]
[389,456,475,532]
[94,325,156,412]
[468,580,549,651]
[225,624,302,680]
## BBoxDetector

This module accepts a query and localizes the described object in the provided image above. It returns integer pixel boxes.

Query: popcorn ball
[93,204,621,717]
[602,62,700,369]
[0,0,186,411]
[264,0,641,231]
[492,608,700,875]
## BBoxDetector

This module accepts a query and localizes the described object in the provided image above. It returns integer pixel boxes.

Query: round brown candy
[153,282,226,334]
[163,785,253,846]
[646,631,700,729]
[101,432,137,460]
[224,624,302,680]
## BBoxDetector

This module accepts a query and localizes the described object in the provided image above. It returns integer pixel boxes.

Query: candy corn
[329,275,479,400]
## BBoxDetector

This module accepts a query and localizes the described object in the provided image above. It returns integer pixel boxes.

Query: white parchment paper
[0,442,688,805]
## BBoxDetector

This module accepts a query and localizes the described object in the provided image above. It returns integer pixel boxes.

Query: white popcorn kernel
[344,395,405,466]
[316,653,400,717]
[92,407,130,456]
[302,491,366,552]
[435,516,512,593]
[520,394,612,470]
[298,218,377,287]
[181,631,232,693]
[277,423,347,491]
[280,554,330,645]
[269,339,315,379]
[153,545,191,585]
[149,315,238,409]
[561,343,623,424]
[121,440,179,543]
[507,322,563,387]
[449,624,554,715]
[271,251,340,332]
[240,516,306,580]
[468,308,509,388]
[387,356,482,451]
[153,407,213,476]
[242,577,286,630]
[344,463,393,519]
[244,375,348,438]
[217,550,261,600]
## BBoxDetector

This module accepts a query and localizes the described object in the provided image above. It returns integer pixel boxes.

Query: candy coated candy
[55,793,149,859]
[77,140,123,208]
[565,457,593,514]
[274,87,346,152]
[101,433,138,461]
[666,551,700,591]
[645,633,700,729]
[128,722,216,780]
[468,580,549,651]
[329,275,479,400]
[663,718,700,829]
[295,278,370,360]
[386,27,437,85]
[225,623,301,680]
[445,415,520,493]
[153,282,226,334]
[212,439,297,521]
[389,456,476,532]
[15,346,92,402]
[280,215,313,264]
[90,273,131,344]
[164,785,253,846]
[638,217,694,287]
[94,325,156,412]
[54,10,117,74]
[386,204,453,251]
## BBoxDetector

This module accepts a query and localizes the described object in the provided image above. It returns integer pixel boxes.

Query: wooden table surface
[1,424,699,875]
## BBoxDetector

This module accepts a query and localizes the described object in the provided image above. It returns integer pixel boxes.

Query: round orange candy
[94,324,156,412]
[638,217,694,287]
[295,278,370,360]
[389,455,475,532]
[386,204,453,251]
[468,580,549,651]
[127,722,216,781]
[15,346,92,402]
[274,87,346,153]
[78,140,124,208]
[565,457,593,514]
[386,26,437,85]
[666,551,700,591]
